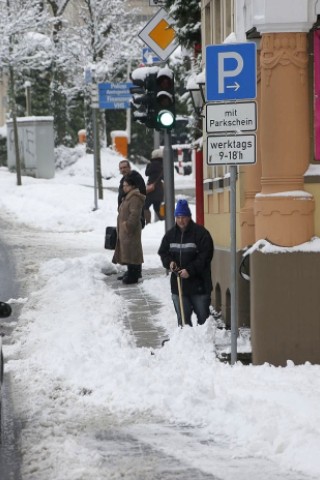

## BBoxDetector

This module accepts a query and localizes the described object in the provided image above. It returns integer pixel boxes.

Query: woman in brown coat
[112,173,146,284]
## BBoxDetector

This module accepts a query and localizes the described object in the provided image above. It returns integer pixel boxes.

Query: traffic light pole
[163,130,175,231]
[154,130,160,149]
[91,83,99,211]
[92,107,99,211]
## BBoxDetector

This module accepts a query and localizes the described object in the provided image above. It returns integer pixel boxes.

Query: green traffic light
[157,110,175,129]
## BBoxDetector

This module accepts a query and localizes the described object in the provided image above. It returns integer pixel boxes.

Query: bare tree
[44,0,72,146]
[0,0,52,185]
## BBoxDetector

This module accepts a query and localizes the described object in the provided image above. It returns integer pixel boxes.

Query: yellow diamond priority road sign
[139,8,178,61]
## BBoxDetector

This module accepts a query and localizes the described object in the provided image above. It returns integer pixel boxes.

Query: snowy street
[0,148,320,479]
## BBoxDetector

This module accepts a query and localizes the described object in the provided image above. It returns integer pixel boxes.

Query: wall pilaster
[254,32,314,246]
[239,50,262,248]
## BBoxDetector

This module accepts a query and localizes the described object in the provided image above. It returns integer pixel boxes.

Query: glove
[170,261,178,272]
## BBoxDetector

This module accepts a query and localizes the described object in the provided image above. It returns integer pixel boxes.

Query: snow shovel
[161,270,185,347]
[177,274,186,328]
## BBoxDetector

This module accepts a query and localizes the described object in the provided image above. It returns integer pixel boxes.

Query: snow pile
[1,148,320,478]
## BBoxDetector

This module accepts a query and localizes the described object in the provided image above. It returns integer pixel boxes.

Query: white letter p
[218,52,243,94]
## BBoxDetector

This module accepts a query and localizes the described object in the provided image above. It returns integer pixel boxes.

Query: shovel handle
[177,275,186,327]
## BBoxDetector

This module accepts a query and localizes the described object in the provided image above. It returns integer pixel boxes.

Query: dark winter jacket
[113,189,146,266]
[158,220,214,296]
[145,159,163,203]
[118,170,146,207]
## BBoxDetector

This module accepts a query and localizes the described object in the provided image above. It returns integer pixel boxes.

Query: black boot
[122,265,140,284]
[117,267,129,280]
[136,264,142,278]
[117,273,127,280]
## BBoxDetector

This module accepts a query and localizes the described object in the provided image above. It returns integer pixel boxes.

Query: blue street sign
[142,47,161,64]
[98,82,133,109]
[206,43,257,101]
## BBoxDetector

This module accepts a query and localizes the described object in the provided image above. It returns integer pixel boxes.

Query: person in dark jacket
[144,149,164,224]
[113,173,145,284]
[117,160,146,280]
[158,199,214,327]
[118,160,146,207]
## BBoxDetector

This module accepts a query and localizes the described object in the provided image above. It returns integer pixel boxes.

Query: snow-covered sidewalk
[0,148,320,479]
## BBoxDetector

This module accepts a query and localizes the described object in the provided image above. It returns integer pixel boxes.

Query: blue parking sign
[206,43,257,101]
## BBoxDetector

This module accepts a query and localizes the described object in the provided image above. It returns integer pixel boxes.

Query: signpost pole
[91,83,99,210]
[195,149,204,225]
[230,165,238,364]
[205,42,257,364]
[163,130,175,231]
[126,60,132,144]
[92,107,99,211]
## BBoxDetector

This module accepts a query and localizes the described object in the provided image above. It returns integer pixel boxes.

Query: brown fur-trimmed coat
[112,188,145,265]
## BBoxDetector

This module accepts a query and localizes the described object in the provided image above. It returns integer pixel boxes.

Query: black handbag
[104,226,117,250]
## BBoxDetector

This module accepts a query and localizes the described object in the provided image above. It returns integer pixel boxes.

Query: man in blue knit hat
[158,199,214,327]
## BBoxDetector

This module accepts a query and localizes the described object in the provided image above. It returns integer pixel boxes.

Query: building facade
[201,0,320,365]
[126,0,155,22]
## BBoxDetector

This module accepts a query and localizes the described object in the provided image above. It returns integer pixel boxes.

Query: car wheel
[0,302,12,318]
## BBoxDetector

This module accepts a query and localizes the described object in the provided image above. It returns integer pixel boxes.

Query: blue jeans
[172,293,211,327]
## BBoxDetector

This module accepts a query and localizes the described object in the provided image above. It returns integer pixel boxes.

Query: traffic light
[130,66,175,131]
[144,72,158,129]
[155,67,175,130]
[130,75,149,126]
[130,69,157,129]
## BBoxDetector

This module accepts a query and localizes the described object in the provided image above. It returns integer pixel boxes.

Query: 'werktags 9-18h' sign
[207,134,256,165]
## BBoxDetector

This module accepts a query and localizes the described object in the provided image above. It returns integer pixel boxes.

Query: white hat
[151,148,163,159]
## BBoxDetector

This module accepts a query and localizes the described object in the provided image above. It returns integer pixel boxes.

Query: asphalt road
[0,216,22,480]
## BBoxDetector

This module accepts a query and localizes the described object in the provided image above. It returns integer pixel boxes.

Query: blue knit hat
[174,199,191,217]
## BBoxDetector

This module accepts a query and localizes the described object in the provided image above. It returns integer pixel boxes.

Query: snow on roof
[196,70,205,84]
[7,116,54,123]
[110,130,128,138]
